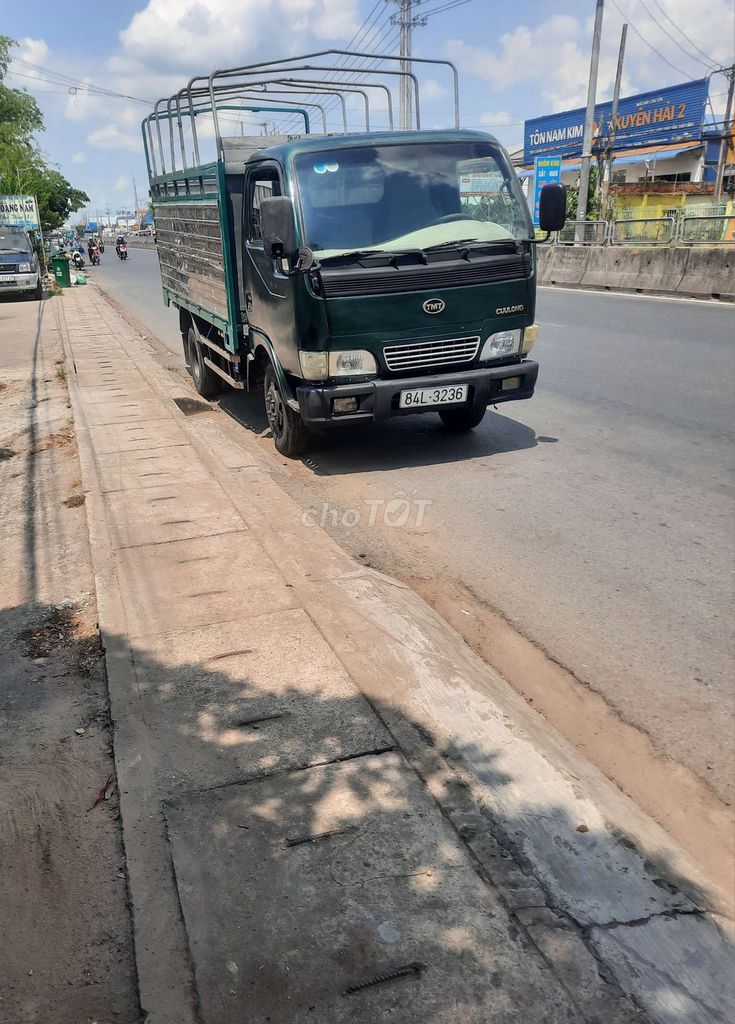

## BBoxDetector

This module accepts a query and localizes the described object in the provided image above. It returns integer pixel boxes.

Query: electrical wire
[8,60,153,104]
[637,0,717,69]
[421,0,473,19]
[609,0,692,78]
[652,0,722,67]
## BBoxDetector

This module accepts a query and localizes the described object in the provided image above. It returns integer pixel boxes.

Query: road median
[56,282,734,1024]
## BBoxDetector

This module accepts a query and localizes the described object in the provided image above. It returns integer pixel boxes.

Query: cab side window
[248,169,282,243]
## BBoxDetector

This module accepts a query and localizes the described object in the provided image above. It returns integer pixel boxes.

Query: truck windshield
[293,141,532,259]
[0,228,32,254]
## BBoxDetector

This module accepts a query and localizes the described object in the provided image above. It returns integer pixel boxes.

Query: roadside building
[519,78,734,224]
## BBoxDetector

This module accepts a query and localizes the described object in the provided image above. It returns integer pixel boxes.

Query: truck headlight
[299,351,328,381]
[19,262,32,273]
[480,329,522,360]
[328,350,377,377]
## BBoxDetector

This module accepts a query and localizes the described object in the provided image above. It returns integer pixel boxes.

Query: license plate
[399,384,468,409]
[0,279,15,287]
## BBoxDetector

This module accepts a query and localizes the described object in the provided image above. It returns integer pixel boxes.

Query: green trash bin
[51,252,72,288]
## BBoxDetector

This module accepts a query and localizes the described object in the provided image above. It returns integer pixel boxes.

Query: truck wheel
[189,329,221,400]
[263,364,308,457]
[439,404,487,432]
[33,278,43,301]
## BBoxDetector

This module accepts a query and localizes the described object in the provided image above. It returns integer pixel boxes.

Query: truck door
[243,162,298,375]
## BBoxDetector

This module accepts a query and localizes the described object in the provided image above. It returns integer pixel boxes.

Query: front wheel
[263,364,308,457]
[439,404,487,432]
[33,278,43,300]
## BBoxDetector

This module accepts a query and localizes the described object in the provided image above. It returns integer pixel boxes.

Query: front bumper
[0,273,38,295]
[295,361,539,425]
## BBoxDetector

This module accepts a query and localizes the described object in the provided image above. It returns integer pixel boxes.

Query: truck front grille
[383,336,480,372]
[0,265,19,275]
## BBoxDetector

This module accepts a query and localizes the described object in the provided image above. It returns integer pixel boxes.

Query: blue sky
[3,0,733,222]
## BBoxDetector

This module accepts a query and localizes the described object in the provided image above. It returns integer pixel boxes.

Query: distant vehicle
[88,241,101,266]
[116,240,128,260]
[0,225,43,300]
[144,52,566,455]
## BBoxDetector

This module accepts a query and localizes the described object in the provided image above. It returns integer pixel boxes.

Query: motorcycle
[89,244,100,266]
[116,242,128,261]
[71,251,85,270]
[98,241,105,254]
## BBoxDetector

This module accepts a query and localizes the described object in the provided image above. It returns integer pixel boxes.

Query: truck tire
[439,404,487,432]
[33,277,43,301]
[189,329,221,400]
[263,364,308,457]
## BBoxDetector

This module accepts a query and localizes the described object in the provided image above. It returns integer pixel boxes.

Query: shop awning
[519,141,702,176]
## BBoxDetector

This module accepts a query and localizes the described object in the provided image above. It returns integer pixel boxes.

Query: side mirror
[260,196,297,261]
[538,183,567,234]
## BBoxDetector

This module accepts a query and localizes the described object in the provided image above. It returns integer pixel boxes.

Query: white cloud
[422,78,448,101]
[447,1,733,113]
[480,111,516,127]
[113,175,130,192]
[65,80,104,122]
[87,125,140,151]
[71,151,86,164]
[116,0,360,74]
[17,37,49,68]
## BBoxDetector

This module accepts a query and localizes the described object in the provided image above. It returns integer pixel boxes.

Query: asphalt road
[92,248,735,803]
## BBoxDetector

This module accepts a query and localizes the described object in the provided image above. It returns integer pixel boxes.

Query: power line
[8,59,152,104]
[637,0,716,69]
[609,0,691,78]
[422,0,473,19]
[652,0,721,67]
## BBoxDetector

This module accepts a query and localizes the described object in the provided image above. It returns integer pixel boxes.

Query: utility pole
[714,65,735,204]
[132,177,140,222]
[390,0,427,130]
[602,22,627,218]
[577,0,605,240]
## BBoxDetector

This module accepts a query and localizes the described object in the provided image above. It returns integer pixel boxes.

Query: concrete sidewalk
[57,283,734,1024]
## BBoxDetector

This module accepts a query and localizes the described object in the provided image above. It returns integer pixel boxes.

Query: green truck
[143,51,565,455]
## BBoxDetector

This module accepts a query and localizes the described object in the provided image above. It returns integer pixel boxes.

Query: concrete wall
[537,246,734,301]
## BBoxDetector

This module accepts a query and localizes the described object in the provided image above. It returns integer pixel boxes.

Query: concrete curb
[537,246,735,301]
[54,297,202,1024]
[58,284,735,1024]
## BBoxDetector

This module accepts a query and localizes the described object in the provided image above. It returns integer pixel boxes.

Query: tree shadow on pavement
[1,593,732,1024]
[96,621,735,1024]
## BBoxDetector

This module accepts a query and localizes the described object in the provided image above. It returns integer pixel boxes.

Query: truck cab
[244,130,543,453]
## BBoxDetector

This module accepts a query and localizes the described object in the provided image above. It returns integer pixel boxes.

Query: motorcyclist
[115,234,126,256]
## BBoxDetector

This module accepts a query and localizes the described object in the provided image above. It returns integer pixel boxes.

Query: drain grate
[173,396,212,416]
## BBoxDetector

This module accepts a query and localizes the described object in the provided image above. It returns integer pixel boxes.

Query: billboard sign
[0,195,40,230]
[532,157,562,226]
[524,78,708,163]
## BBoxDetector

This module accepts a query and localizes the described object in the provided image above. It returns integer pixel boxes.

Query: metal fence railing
[610,217,676,245]
[678,215,735,245]
[556,220,608,245]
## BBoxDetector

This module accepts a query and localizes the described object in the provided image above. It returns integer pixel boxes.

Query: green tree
[0,35,89,231]
[565,165,602,221]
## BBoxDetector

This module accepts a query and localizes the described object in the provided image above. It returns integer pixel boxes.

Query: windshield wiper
[319,247,425,263]
[423,237,521,252]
